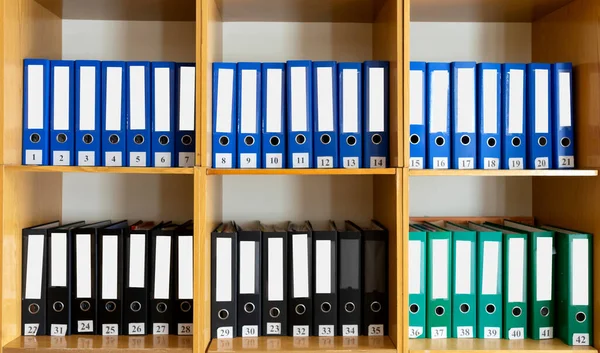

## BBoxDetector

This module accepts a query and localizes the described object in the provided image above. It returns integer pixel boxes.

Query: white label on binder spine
[215,68,234,133]
[292,234,309,298]
[291,67,308,132]
[430,70,449,133]
[268,238,284,301]
[368,67,385,132]
[102,236,118,299]
[409,70,423,125]
[508,69,524,134]
[483,69,498,134]
[536,237,553,301]
[455,240,472,294]
[432,239,449,299]
[28,65,44,129]
[130,66,146,130]
[457,68,475,133]
[178,236,193,299]
[315,240,332,294]
[179,66,195,131]
[535,69,549,133]
[76,234,92,298]
[559,72,572,127]
[216,237,232,302]
[508,238,525,302]
[572,238,589,305]
[25,234,45,299]
[154,67,171,132]
[482,241,500,294]
[266,69,283,133]
[342,69,359,133]
[408,240,421,294]
[51,233,67,287]
[54,66,70,130]
[240,241,256,294]
[106,67,123,131]
[240,70,258,134]
[154,236,172,299]
[80,66,96,131]
[129,234,145,288]
[317,67,334,131]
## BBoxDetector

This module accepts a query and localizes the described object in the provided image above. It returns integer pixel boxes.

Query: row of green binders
[408,220,592,346]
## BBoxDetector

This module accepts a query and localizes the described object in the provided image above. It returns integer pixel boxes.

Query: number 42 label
[573,334,589,346]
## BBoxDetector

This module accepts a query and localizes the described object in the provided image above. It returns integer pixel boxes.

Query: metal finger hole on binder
[435,136,445,147]
[159,135,169,146]
[105,301,117,312]
[28,303,40,314]
[540,306,550,317]
[270,136,280,146]
[538,136,548,147]
[157,302,168,313]
[460,303,470,313]
[130,301,142,312]
[244,135,255,146]
[485,304,496,314]
[109,134,120,144]
[57,133,67,143]
[295,134,306,145]
[487,137,496,148]
[182,135,193,146]
[511,136,521,147]
[244,302,255,314]
[219,136,229,146]
[83,134,94,144]
[460,135,471,146]
[409,304,419,314]
[181,301,192,313]
[30,133,41,143]
[370,301,382,313]
[321,302,331,313]
[269,307,280,318]
[295,304,306,315]
[561,137,571,147]
[320,134,331,145]
[218,309,229,320]
[576,312,586,323]
[371,134,382,145]
[80,300,91,312]
[434,305,445,316]
[345,302,355,313]
[410,134,420,145]
[346,136,357,146]
[512,306,522,317]
[53,301,64,312]
[134,134,145,145]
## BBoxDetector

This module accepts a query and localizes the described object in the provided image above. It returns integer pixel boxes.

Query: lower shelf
[207,336,396,352]
[3,335,192,353]
[408,338,597,353]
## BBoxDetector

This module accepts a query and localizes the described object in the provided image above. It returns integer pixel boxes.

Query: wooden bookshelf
[206,168,397,175]
[408,169,598,177]
[408,339,597,353]
[206,336,396,353]
[7,166,195,175]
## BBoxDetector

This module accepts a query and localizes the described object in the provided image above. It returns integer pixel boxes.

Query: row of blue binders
[409,62,575,170]
[23,59,196,167]
[212,61,389,169]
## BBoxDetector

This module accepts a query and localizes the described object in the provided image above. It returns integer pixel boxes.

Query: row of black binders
[212,61,389,169]
[23,59,196,167]
[22,220,193,337]
[211,221,388,339]
[409,62,575,170]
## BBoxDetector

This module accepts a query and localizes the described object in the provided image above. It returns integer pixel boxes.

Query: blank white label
[508,69,524,134]
[50,233,67,287]
[178,236,193,299]
[291,67,307,132]
[129,234,145,288]
[25,234,45,299]
[76,234,92,298]
[239,241,256,294]
[368,67,385,132]
[266,69,283,133]
[342,69,359,133]
[53,66,70,130]
[317,67,334,132]
[265,153,283,168]
[80,66,96,131]
[482,241,500,295]
[240,153,257,169]
[240,70,258,134]
[28,65,44,129]
[105,67,123,131]
[50,324,67,336]
[572,238,589,305]
[432,239,449,299]
[179,66,195,131]
[214,153,232,168]
[457,68,475,133]
[102,236,118,299]
[292,234,309,298]
[482,69,498,134]
[215,68,234,133]
[154,67,171,132]
[536,237,553,301]
[216,237,232,302]
[430,70,449,133]
[268,238,284,301]
[315,240,332,294]
[508,238,525,302]
[559,72,572,127]
[534,69,549,133]
[154,236,172,299]
[408,240,422,294]
[129,66,146,130]
[410,70,424,125]
[455,240,472,294]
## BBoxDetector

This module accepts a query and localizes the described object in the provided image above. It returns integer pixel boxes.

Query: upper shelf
[7,165,195,175]
[410,0,575,22]
[207,168,397,175]
[34,0,196,21]
[409,169,598,177]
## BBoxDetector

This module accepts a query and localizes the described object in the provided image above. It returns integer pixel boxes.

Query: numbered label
[105,152,123,166]
[240,153,257,168]
[129,323,145,335]
[343,157,359,168]
[573,333,589,346]
[215,153,232,168]
[343,336,358,347]
[50,324,67,336]
[539,327,553,339]
[242,338,258,349]
[342,325,358,337]
[53,151,70,166]
[431,327,447,339]
[433,157,448,169]
[292,153,309,168]
[265,153,283,168]
[78,320,94,333]
[317,156,334,168]
[216,326,233,338]
[535,157,549,169]
[155,152,172,167]
[409,157,423,169]
[408,326,423,338]
[266,322,281,335]
[178,323,192,336]
[318,325,334,337]
[242,325,258,337]
[457,326,473,338]
[153,323,169,335]
[508,157,524,170]
[484,158,499,170]
[25,150,43,165]
[130,152,147,167]
[458,157,474,170]
[559,156,575,169]
[484,327,500,339]
[102,324,118,336]
[370,156,386,168]
[78,151,95,166]
[293,325,309,337]
[178,152,194,167]
[508,328,524,340]
[368,324,384,336]
[24,323,39,336]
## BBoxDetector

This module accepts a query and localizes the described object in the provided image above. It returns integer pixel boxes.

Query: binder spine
[101,61,127,167]
[261,63,286,169]
[338,63,363,168]
[212,62,238,168]
[551,63,575,169]
[527,63,553,169]
[477,63,502,170]
[338,227,362,336]
[124,229,150,335]
[312,229,338,336]
[288,228,313,336]
[362,225,388,336]
[409,62,427,170]
[313,61,339,168]
[97,229,124,335]
[211,229,238,338]
[72,230,97,334]
[46,230,73,335]
[50,60,75,166]
[175,63,196,167]
[75,60,102,166]
[363,61,390,168]
[426,63,451,169]
[22,230,48,335]
[237,230,261,337]
[287,60,314,168]
[23,59,51,165]
[261,230,288,336]
[237,62,262,168]
[151,62,177,167]
[126,62,152,167]
[501,63,527,170]
[451,61,477,170]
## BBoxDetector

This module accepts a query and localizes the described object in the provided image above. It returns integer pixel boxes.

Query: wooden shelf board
[408,338,596,353]
[3,335,192,353]
[408,169,598,177]
[34,0,196,21]
[7,166,194,175]
[207,336,396,353]
[410,0,576,22]
[207,168,397,175]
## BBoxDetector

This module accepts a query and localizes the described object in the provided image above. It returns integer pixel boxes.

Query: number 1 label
[26,150,43,165]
